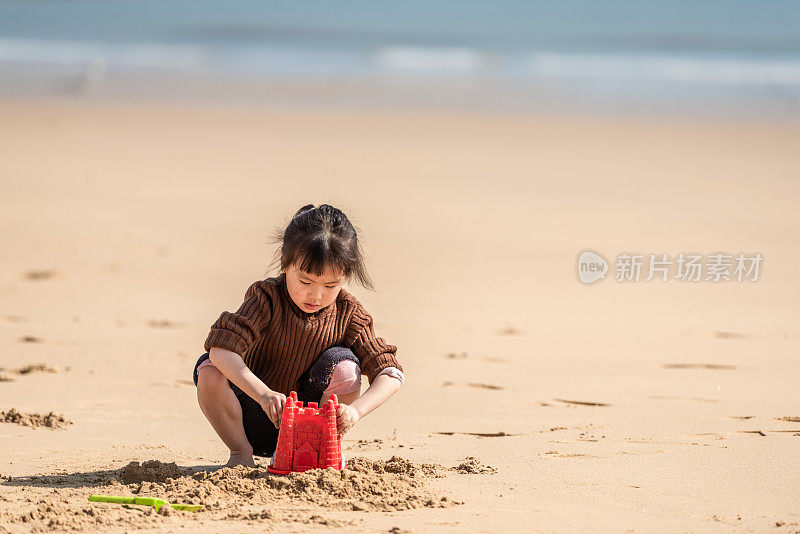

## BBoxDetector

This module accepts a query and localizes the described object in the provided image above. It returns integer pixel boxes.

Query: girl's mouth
[304,303,320,310]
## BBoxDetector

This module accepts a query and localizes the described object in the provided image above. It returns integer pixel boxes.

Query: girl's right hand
[259,391,287,429]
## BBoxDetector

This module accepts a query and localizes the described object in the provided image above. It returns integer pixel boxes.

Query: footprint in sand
[694,432,728,440]
[467,382,504,390]
[102,262,122,273]
[434,431,514,438]
[16,364,60,375]
[22,269,59,281]
[481,356,509,363]
[147,319,183,328]
[553,398,610,407]
[0,363,61,377]
[712,331,752,340]
[662,363,736,370]
[775,416,800,423]
[442,382,505,391]
[17,335,43,343]
[443,352,508,363]
[648,395,717,403]
[2,315,28,323]
[495,326,522,336]
[544,451,598,459]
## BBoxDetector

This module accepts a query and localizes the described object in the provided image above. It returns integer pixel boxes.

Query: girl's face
[282,262,345,313]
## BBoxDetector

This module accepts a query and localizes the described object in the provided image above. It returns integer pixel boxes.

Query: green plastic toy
[89,494,204,512]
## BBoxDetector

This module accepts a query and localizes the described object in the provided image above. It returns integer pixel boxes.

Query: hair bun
[292,204,316,219]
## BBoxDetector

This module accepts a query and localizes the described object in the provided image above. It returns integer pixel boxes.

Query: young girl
[193,204,405,467]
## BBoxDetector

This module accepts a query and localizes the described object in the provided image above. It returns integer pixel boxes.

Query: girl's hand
[336,404,360,435]
[259,391,287,429]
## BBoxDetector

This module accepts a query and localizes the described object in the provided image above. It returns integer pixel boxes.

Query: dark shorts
[193,346,360,457]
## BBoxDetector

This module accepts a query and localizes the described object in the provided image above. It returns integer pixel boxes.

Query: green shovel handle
[89,495,166,510]
[89,495,135,505]
[89,494,202,512]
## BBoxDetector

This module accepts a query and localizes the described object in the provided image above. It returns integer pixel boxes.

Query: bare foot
[226,452,255,467]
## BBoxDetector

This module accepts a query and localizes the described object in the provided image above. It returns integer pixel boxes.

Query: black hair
[266,204,374,291]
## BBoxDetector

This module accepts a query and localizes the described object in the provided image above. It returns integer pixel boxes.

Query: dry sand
[0,97,799,532]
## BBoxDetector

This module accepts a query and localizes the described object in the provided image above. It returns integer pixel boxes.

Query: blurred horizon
[1,0,800,117]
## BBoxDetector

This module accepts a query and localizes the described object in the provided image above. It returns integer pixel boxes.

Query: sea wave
[373,45,800,86]
[526,53,800,86]
[2,38,800,89]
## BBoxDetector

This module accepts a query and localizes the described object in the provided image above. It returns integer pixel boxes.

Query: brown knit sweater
[204,272,402,396]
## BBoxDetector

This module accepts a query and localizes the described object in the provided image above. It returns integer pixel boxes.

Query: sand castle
[267,391,344,474]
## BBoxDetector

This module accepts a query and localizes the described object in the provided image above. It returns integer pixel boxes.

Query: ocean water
[1,0,799,115]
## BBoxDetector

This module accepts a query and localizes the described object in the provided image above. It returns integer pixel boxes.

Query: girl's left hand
[336,404,360,435]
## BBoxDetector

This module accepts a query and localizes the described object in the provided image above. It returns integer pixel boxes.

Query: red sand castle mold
[267,391,345,474]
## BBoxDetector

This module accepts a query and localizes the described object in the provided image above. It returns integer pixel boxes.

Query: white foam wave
[527,53,800,85]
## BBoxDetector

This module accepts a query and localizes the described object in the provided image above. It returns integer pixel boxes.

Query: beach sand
[0,98,798,532]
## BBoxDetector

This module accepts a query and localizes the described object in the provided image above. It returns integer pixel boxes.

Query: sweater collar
[278,272,336,322]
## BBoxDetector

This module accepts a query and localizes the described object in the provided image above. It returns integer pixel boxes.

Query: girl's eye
[299,280,338,289]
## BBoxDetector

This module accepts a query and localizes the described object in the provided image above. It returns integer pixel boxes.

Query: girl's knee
[323,359,361,396]
[312,346,359,376]
[197,365,228,395]
[304,346,362,399]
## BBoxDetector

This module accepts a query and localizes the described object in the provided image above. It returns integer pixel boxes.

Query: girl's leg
[196,365,254,467]
[319,358,362,407]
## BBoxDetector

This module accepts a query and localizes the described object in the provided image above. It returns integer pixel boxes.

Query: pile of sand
[4,456,487,531]
[141,456,455,513]
[0,409,72,429]
[13,499,166,533]
[348,455,444,478]
[451,457,497,475]
[118,461,188,484]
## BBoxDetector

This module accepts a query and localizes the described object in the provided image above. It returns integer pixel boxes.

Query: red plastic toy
[267,391,345,474]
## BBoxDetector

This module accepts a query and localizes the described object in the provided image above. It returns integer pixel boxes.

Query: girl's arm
[336,373,401,434]
[208,347,286,426]
[350,373,402,419]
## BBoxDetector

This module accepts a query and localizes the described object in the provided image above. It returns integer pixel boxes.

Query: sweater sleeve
[204,281,273,356]
[345,303,403,385]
